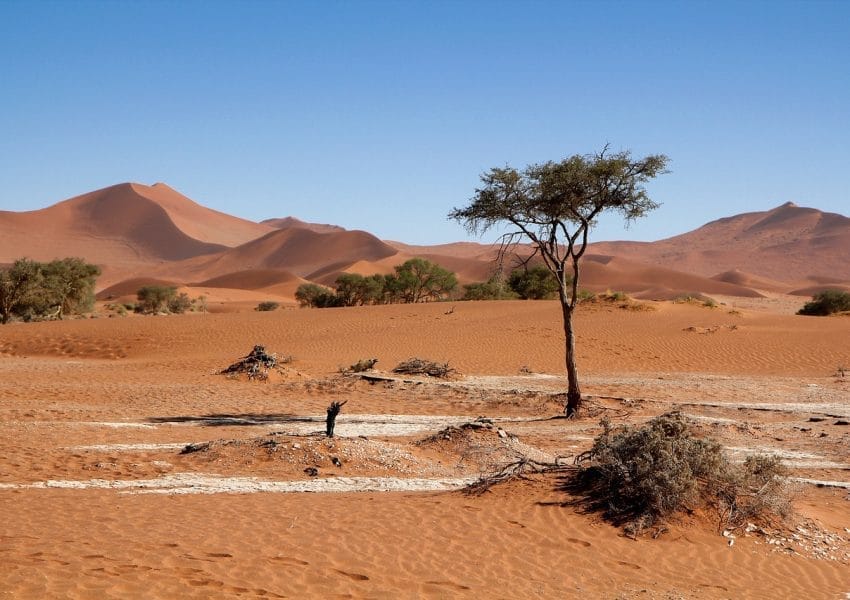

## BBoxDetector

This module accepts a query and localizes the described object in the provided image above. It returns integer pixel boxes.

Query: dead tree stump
[326,400,347,438]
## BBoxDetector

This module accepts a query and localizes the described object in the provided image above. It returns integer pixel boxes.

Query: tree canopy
[0,257,100,323]
[450,148,669,416]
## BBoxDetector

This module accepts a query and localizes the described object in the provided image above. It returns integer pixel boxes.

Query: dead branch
[464,458,572,496]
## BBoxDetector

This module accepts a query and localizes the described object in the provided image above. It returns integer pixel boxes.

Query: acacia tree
[392,258,458,303]
[450,148,668,417]
[0,259,42,324]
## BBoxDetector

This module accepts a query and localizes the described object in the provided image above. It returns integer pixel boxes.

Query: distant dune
[156,227,399,285]
[0,183,226,266]
[261,216,345,234]
[577,255,764,299]
[96,277,183,301]
[788,283,850,297]
[591,202,850,283]
[3,184,848,299]
[194,268,304,290]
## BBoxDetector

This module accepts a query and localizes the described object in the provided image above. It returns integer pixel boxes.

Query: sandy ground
[1,299,849,598]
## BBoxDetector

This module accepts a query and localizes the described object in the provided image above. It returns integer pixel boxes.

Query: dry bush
[393,357,455,378]
[218,345,291,380]
[348,358,378,373]
[575,412,790,535]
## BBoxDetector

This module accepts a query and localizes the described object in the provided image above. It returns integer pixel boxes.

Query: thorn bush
[575,412,790,534]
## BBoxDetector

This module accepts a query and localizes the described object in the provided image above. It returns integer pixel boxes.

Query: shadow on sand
[146,413,322,427]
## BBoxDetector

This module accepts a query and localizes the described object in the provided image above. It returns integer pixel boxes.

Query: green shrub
[167,292,193,314]
[576,289,596,303]
[256,301,280,312]
[462,278,517,301]
[508,266,559,299]
[597,290,629,302]
[576,412,790,534]
[797,290,850,316]
[136,285,177,314]
[295,283,340,308]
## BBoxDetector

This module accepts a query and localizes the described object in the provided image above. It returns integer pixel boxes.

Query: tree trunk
[560,295,582,417]
[326,400,347,437]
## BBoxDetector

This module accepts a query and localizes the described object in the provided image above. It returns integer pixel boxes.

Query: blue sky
[1,1,848,244]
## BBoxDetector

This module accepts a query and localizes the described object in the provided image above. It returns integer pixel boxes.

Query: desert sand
[1,299,849,599]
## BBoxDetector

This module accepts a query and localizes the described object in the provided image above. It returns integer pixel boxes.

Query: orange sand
[1,300,849,598]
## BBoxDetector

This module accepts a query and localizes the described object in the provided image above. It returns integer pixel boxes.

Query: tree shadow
[146,413,322,427]
[535,470,636,529]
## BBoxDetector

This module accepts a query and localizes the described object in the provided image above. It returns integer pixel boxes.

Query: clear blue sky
[1,1,848,245]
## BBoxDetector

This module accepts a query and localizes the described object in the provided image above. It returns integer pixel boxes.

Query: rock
[497,429,508,439]
[304,467,318,477]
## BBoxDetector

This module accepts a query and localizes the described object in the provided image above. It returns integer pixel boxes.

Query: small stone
[497,429,508,439]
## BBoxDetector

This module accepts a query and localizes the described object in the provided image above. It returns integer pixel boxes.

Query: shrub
[136,285,177,314]
[576,289,596,303]
[508,266,559,300]
[797,290,850,316]
[295,283,340,308]
[462,278,516,301]
[256,301,280,312]
[167,292,193,314]
[597,290,629,302]
[348,358,378,372]
[576,412,790,534]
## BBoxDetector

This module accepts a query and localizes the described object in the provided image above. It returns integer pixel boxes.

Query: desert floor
[1,299,849,599]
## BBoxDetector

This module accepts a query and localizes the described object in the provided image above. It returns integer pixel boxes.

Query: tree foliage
[295,283,340,308]
[462,276,517,301]
[450,147,668,416]
[797,290,850,316]
[296,259,458,308]
[334,273,386,306]
[0,257,100,323]
[508,266,559,299]
[390,258,457,303]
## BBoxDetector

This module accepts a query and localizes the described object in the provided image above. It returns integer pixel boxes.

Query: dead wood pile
[219,345,286,380]
[393,357,455,378]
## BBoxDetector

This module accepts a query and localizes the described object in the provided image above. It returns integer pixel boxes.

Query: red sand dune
[194,268,304,291]
[96,277,183,301]
[156,227,399,284]
[261,216,345,234]
[0,183,226,265]
[578,255,764,298]
[710,269,789,292]
[592,202,850,283]
[133,183,275,247]
[3,184,849,300]
[788,283,850,297]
